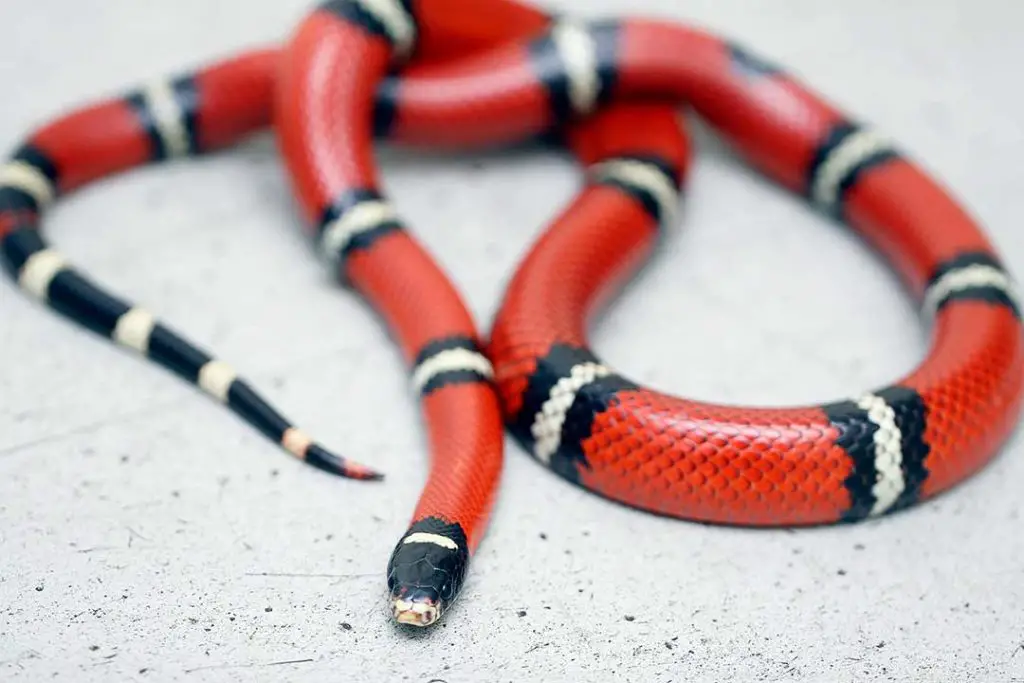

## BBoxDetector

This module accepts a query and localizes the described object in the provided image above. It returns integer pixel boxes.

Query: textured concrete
[1,1,1023,681]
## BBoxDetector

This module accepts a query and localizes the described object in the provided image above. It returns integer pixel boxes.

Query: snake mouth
[391,596,440,627]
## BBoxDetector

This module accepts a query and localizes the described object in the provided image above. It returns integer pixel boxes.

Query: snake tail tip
[305,443,385,481]
[356,468,386,482]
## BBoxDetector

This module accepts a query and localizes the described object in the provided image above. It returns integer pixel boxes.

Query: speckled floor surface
[1,1,1023,681]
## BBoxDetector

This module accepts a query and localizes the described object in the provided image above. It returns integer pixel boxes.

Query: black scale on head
[386,517,470,610]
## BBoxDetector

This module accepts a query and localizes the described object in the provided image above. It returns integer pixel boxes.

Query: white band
[198,360,237,402]
[0,161,55,208]
[854,393,906,517]
[113,307,157,353]
[402,532,459,550]
[320,200,398,261]
[142,80,190,158]
[590,158,680,225]
[531,362,611,465]
[811,128,892,211]
[18,249,66,300]
[355,0,416,58]
[922,264,1020,317]
[411,348,494,393]
[551,20,599,116]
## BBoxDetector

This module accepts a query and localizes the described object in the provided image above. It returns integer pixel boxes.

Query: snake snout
[391,593,441,627]
[387,580,452,628]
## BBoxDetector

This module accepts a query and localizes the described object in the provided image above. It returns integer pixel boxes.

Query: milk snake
[2,0,1021,628]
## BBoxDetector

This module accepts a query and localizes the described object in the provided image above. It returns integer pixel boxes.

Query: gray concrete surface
[2,1,1023,681]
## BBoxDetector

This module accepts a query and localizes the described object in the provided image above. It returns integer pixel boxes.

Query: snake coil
[1,0,1020,628]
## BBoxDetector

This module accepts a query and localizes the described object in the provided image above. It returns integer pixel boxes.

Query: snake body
[1,0,1021,628]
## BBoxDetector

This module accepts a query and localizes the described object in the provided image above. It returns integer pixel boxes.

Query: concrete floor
[2,1,1023,681]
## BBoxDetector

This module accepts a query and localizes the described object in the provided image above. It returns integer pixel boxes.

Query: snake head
[386,517,470,627]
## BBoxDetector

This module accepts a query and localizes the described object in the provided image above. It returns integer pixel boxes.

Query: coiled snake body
[1,0,1021,627]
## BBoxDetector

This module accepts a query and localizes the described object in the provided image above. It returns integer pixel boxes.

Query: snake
[2,0,1021,629]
